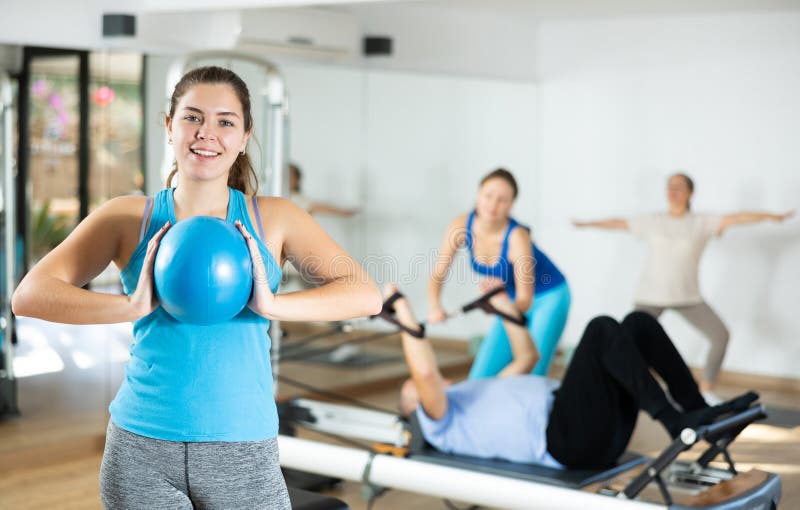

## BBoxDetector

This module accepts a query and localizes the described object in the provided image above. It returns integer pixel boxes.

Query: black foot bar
[622,404,766,504]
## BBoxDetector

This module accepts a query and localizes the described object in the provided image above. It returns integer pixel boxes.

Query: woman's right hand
[128,221,170,320]
[427,304,448,324]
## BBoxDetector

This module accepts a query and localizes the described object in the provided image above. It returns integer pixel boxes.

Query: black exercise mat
[288,487,349,510]
[410,448,647,489]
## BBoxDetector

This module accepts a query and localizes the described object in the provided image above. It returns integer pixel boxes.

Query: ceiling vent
[236,8,360,61]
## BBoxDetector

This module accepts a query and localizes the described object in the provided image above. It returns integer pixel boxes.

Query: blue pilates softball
[154,216,253,325]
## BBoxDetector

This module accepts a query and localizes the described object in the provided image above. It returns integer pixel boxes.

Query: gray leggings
[100,421,291,510]
[635,301,729,384]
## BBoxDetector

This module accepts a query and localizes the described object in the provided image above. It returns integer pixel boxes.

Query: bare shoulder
[254,196,307,220]
[253,196,314,243]
[255,195,296,209]
[510,224,532,244]
[107,194,149,211]
[508,227,533,262]
[86,195,150,224]
[450,213,468,229]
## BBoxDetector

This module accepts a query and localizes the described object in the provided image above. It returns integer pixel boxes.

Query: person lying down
[381,284,758,470]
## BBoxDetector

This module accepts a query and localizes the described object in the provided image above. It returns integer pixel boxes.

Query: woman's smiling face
[167,83,250,184]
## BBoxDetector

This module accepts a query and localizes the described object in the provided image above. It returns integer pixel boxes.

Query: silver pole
[263,68,289,198]
[1,70,16,382]
[162,53,289,393]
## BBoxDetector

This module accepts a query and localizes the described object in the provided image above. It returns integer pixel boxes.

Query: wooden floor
[1,318,798,509]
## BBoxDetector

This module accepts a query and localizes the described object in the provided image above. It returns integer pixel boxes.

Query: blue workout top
[416,375,563,467]
[110,187,283,442]
[465,211,565,300]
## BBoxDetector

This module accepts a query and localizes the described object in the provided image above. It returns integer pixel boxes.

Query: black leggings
[546,311,706,469]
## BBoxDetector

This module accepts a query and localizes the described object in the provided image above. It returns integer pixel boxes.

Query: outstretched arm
[572,218,629,230]
[717,210,794,235]
[507,227,534,314]
[428,215,467,323]
[308,202,359,217]
[388,285,449,420]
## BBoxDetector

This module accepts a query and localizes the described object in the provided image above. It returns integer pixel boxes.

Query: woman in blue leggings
[428,168,571,378]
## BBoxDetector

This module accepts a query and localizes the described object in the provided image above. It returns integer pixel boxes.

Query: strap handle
[461,287,528,327]
[371,292,426,338]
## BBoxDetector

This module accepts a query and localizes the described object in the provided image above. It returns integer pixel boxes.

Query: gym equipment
[276,294,780,509]
[154,216,252,325]
[280,287,519,364]
[278,400,780,510]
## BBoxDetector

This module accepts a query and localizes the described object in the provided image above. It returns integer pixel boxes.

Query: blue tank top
[110,188,283,442]
[465,211,566,301]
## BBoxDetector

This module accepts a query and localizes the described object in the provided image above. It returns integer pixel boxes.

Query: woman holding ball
[12,66,382,509]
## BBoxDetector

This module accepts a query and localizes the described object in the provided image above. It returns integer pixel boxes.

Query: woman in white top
[574,173,793,403]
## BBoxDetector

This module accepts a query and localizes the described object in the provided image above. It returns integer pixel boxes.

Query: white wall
[536,11,800,378]
[349,2,540,81]
[279,63,364,252]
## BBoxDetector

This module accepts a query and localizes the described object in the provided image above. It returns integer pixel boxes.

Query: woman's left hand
[236,220,277,318]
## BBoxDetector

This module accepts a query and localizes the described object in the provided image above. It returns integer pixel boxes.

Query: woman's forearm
[427,277,444,307]
[728,212,783,224]
[12,275,139,324]
[267,278,382,322]
[573,218,628,230]
[428,254,452,307]
[719,210,793,234]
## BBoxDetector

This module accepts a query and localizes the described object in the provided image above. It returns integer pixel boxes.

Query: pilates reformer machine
[278,399,779,509]
[276,293,781,510]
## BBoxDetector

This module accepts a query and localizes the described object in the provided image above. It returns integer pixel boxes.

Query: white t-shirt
[416,375,563,468]
[628,212,722,306]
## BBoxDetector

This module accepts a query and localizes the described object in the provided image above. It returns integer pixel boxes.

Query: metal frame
[1,68,19,414]
[17,47,90,275]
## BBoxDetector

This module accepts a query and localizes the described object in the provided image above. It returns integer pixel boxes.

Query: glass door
[1,67,18,415]
[19,48,88,271]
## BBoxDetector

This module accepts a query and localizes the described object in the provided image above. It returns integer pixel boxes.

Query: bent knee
[585,315,619,333]
[622,310,659,327]
[713,326,730,346]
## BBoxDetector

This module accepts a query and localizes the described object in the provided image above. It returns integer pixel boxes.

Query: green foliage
[30,200,71,261]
